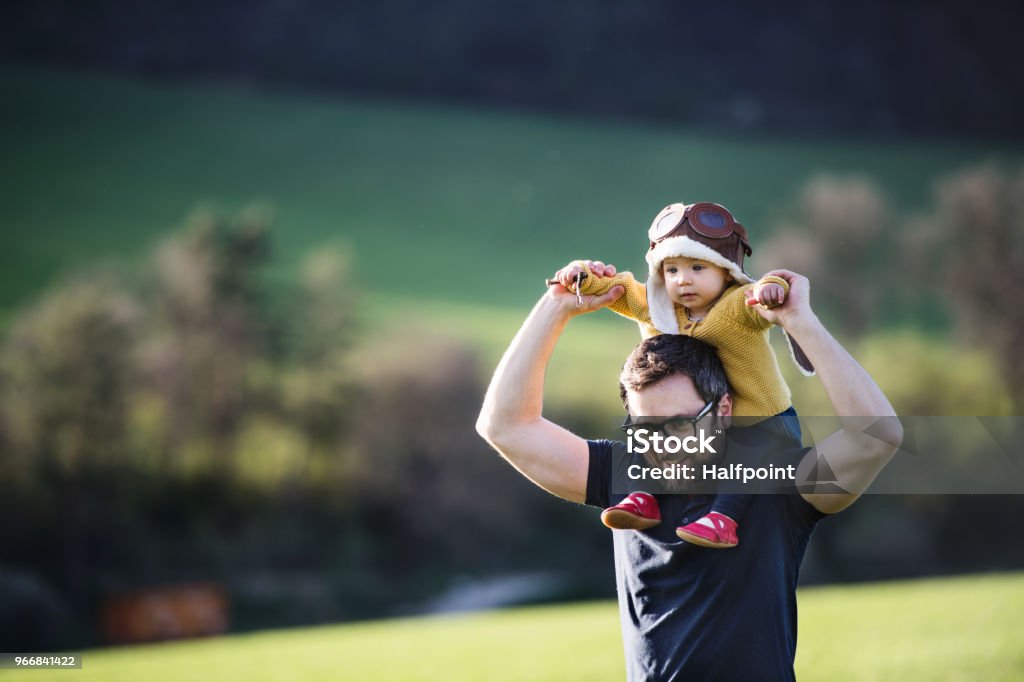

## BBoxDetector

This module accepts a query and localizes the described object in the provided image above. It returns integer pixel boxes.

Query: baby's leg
[709,494,753,524]
[675,408,804,547]
[675,496,744,548]
[767,406,803,446]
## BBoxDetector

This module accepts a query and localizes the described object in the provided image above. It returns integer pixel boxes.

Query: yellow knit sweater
[577,267,792,418]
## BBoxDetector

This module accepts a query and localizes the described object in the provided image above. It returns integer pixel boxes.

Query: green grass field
[2,67,1021,413]
[2,66,1020,317]
[360,292,643,414]
[6,572,1022,681]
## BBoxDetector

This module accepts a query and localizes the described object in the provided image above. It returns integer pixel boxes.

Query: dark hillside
[2,1,1022,138]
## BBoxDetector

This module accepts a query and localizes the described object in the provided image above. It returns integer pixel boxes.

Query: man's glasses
[620,400,717,439]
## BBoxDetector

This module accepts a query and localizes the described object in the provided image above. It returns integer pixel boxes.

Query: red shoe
[601,492,661,530]
[676,512,739,548]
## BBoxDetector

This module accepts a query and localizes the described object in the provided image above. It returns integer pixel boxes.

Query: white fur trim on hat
[644,236,754,334]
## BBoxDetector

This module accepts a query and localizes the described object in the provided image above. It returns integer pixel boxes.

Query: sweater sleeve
[574,262,652,325]
[722,274,791,331]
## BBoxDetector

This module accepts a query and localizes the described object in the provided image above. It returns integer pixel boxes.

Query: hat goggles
[648,202,752,258]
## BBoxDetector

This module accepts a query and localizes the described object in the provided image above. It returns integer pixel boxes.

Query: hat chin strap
[646,271,681,334]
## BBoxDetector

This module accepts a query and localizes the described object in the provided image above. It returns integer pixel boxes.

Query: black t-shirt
[586,437,826,682]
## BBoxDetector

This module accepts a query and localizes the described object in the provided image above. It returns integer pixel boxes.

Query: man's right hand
[548,260,624,314]
[478,260,624,504]
[551,259,618,288]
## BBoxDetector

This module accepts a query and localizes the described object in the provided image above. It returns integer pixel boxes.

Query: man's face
[625,373,732,491]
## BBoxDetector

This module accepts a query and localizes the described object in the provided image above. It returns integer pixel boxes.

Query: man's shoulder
[584,438,627,509]
[761,485,829,530]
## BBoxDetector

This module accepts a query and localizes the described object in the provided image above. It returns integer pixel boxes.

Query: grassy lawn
[9,572,1022,681]
[359,292,641,415]
[2,66,1020,320]
[795,573,1024,681]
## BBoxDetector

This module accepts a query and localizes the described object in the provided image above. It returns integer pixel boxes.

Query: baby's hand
[753,282,786,308]
[550,260,617,289]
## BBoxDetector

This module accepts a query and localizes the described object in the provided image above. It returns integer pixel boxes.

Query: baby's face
[662,257,732,311]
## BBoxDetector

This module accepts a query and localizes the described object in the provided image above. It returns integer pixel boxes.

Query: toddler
[551,202,813,548]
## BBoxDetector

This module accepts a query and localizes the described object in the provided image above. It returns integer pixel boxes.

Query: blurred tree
[346,332,564,564]
[0,273,140,619]
[916,164,1024,413]
[755,175,895,339]
[273,247,359,493]
[0,274,139,481]
[0,207,369,645]
[294,247,357,364]
[141,207,275,478]
[782,330,1013,417]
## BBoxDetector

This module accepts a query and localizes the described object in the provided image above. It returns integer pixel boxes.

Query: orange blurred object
[100,583,229,644]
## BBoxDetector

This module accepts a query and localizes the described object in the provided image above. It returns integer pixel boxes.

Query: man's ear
[716,393,733,417]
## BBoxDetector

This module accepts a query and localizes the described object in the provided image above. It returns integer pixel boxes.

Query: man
[475,263,902,681]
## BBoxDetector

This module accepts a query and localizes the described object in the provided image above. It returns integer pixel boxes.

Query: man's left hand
[745,270,812,328]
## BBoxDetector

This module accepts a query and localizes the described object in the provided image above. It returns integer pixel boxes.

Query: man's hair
[618,335,729,407]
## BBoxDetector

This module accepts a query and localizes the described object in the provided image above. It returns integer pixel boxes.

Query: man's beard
[639,428,727,494]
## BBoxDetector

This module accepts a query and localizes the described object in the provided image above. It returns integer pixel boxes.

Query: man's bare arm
[748,271,903,514]
[476,278,624,503]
